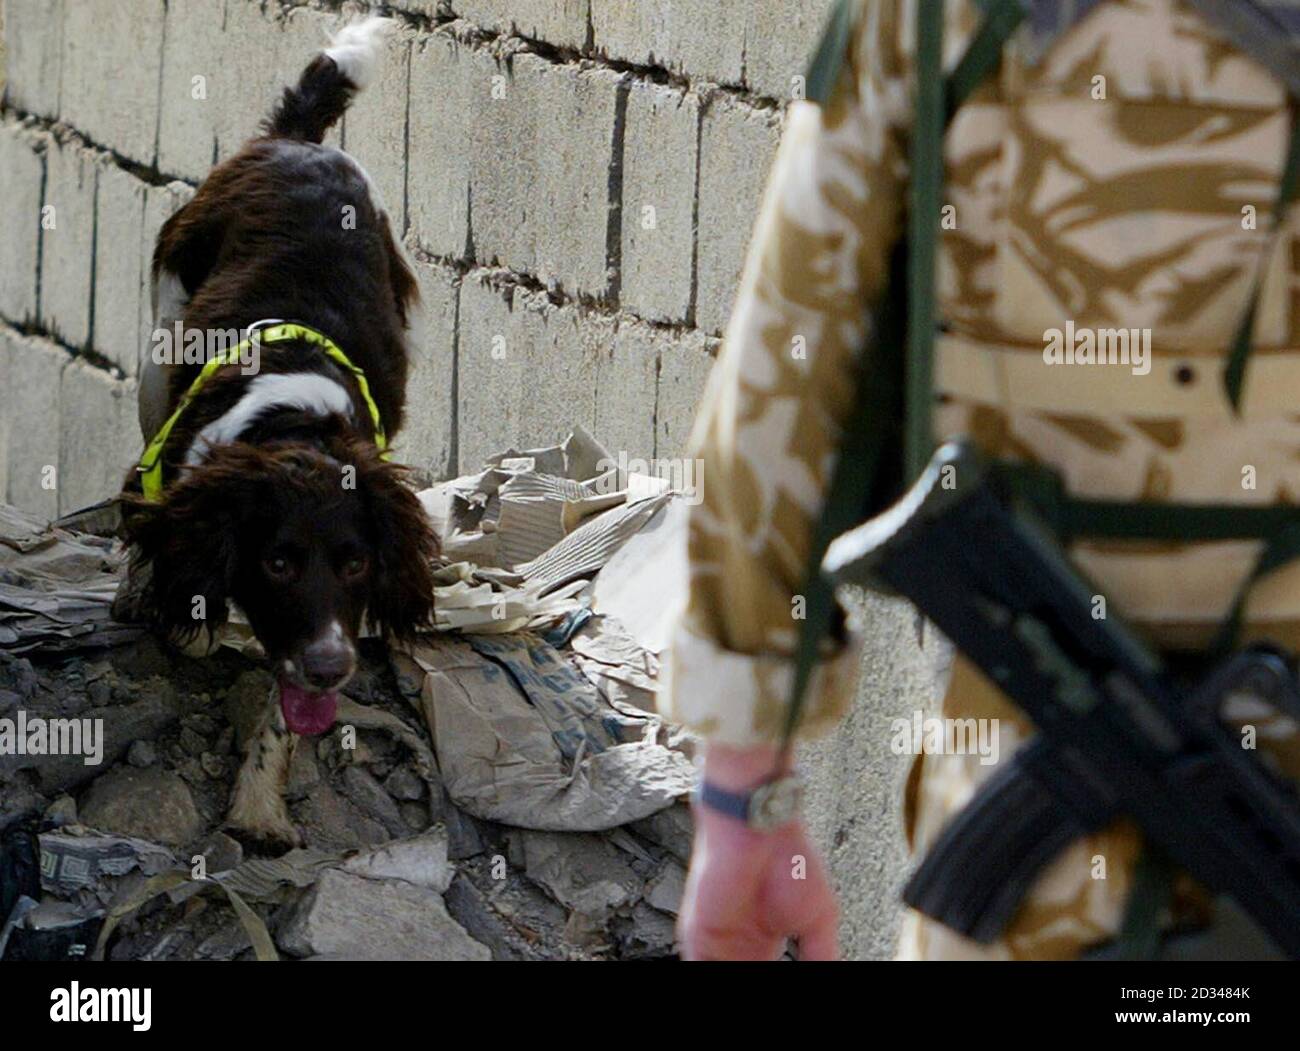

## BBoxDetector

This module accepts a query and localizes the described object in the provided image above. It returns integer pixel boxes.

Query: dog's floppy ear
[119,464,244,642]
[355,451,438,640]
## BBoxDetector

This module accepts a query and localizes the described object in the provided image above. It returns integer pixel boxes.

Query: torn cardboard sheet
[404,635,694,831]
[391,429,699,831]
[0,506,144,653]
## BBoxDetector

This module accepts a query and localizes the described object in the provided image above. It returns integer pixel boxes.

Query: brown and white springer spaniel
[117,17,437,850]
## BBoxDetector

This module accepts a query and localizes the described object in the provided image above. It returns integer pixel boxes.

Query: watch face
[750,776,803,830]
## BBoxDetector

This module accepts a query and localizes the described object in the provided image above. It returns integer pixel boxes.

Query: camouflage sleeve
[661,2,912,746]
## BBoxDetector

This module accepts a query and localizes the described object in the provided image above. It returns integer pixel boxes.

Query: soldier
[663,0,1300,960]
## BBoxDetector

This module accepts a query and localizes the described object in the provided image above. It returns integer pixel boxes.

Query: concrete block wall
[1,1,927,960]
[0,0,830,514]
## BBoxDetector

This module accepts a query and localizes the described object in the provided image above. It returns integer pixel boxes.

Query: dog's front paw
[224,818,304,857]
[111,558,154,624]
[226,761,303,856]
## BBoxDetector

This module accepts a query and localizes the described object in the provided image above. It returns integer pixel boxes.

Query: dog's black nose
[301,635,355,690]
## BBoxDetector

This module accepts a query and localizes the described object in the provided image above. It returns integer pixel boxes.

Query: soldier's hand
[678,744,839,960]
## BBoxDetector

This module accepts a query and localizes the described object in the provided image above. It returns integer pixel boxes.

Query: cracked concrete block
[655,330,715,458]
[211,3,340,168]
[93,162,149,374]
[410,38,622,301]
[4,332,66,521]
[619,81,698,323]
[0,329,11,502]
[0,120,45,324]
[450,0,591,51]
[399,258,459,483]
[38,137,96,350]
[58,358,139,514]
[800,591,948,960]
[456,276,612,472]
[59,0,165,166]
[343,28,413,236]
[493,54,623,298]
[2,0,65,119]
[744,0,838,102]
[156,0,228,181]
[213,1,294,162]
[590,320,664,463]
[407,29,473,260]
[695,95,782,335]
[137,181,195,368]
[590,0,748,86]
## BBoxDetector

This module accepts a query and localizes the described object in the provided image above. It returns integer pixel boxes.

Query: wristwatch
[695,773,804,831]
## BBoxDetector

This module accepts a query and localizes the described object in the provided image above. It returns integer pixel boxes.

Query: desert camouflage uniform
[662,0,1300,959]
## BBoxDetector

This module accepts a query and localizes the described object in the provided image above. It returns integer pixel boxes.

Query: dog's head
[121,436,437,734]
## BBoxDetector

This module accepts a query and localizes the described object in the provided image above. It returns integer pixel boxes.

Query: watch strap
[696,780,752,823]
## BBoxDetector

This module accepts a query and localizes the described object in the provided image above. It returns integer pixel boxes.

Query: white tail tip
[323,15,393,90]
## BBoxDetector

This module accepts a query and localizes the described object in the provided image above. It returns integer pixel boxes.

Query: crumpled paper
[391,429,698,831]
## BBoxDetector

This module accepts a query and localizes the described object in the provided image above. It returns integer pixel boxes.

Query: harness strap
[1223,107,1300,410]
[136,322,389,503]
[804,0,859,106]
[903,0,945,484]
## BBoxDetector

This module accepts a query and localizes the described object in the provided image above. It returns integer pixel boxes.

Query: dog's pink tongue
[278,679,338,736]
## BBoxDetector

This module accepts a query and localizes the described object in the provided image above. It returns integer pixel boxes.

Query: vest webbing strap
[1223,107,1300,410]
[995,460,1300,652]
[903,1,945,484]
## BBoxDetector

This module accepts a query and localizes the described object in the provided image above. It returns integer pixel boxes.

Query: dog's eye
[263,555,294,580]
[341,555,369,580]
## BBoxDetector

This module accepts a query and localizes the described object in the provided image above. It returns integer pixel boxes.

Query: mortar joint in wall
[0,314,128,381]
[0,105,197,190]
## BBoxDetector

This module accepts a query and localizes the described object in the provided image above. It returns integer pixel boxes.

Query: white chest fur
[184,372,355,466]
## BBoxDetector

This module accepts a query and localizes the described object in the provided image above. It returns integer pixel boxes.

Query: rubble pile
[0,430,698,961]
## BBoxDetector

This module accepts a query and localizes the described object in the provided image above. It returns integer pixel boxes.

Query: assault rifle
[823,440,1300,957]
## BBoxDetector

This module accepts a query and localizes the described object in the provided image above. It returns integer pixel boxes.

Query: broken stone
[629,803,693,865]
[1,694,178,794]
[521,831,643,916]
[192,920,252,961]
[616,902,678,959]
[44,793,78,827]
[1,657,39,699]
[126,740,156,768]
[442,874,531,961]
[196,831,243,874]
[88,680,112,707]
[644,860,687,915]
[398,801,428,833]
[563,907,611,950]
[79,767,202,845]
[383,765,424,801]
[183,713,218,736]
[278,869,490,960]
[177,757,208,787]
[339,765,407,837]
[179,727,209,757]
[341,829,454,893]
[222,670,275,751]
[199,752,226,779]
[293,780,388,853]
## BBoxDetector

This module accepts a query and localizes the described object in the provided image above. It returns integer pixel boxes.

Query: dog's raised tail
[263,15,392,143]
